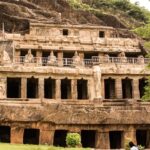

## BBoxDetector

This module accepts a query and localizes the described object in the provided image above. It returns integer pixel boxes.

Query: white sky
[130,0,150,10]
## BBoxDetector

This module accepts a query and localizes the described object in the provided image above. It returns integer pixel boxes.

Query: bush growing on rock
[66,133,81,147]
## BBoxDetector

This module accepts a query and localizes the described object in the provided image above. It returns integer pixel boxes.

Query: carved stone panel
[0,78,6,99]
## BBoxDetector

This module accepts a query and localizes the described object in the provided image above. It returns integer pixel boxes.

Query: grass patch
[0,143,90,150]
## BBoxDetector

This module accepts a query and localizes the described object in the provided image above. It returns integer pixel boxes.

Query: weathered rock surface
[0,0,128,34]
[0,102,149,125]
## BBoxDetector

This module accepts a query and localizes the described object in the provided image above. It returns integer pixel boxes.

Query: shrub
[66,133,81,147]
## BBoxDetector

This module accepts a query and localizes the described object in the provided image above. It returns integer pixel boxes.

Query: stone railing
[92,56,149,65]
[12,56,150,67]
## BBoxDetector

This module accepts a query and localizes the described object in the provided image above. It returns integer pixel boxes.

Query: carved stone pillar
[133,78,140,100]
[39,78,44,99]
[21,78,27,99]
[79,52,84,62]
[40,130,54,145]
[123,126,136,145]
[55,79,61,100]
[87,79,93,100]
[57,52,63,67]
[0,78,6,99]
[36,51,42,66]
[11,127,24,144]
[93,66,102,100]
[116,77,122,99]
[71,79,77,100]
[95,131,110,149]
[15,50,20,57]
[101,78,105,99]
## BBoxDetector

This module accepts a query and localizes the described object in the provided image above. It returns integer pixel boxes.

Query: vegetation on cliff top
[1,0,150,32]
[68,0,150,28]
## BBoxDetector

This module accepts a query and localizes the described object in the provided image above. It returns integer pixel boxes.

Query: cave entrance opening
[53,130,68,147]
[7,78,21,98]
[23,128,40,145]
[0,126,10,143]
[81,130,96,148]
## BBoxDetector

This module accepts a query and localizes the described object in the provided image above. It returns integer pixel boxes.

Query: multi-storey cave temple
[0,23,150,149]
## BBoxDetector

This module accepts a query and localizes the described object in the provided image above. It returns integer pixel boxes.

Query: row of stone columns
[11,125,137,149]
[101,77,142,99]
[20,78,91,100]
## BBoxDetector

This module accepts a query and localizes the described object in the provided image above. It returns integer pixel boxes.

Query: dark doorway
[139,78,147,98]
[122,78,133,98]
[84,52,98,59]
[61,78,71,99]
[63,52,74,58]
[0,126,10,143]
[99,31,105,38]
[23,128,40,145]
[136,130,148,148]
[109,131,123,149]
[53,130,68,147]
[21,50,36,57]
[63,29,68,36]
[104,78,115,99]
[77,79,88,99]
[44,78,56,99]
[7,78,21,98]
[81,130,96,148]
[20,50,27,57]
[42,51,50,66]
[27,78,38,98]
[42,51,50,58]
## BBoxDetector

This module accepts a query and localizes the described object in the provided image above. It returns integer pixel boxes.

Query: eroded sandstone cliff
[0,0,128,34]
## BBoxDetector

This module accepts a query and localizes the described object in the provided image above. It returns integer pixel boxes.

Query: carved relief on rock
[72,51,82,67]
[24,49,34,63]
[3,50,11,64]
[103,54,110,63]
[47,51,57,66]
[137,55,145,64]
[0,78,6,99]
[118,52,127,63]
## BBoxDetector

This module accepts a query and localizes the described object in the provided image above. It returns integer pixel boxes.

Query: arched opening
[7,78,21,98]
[139,78,147,98]
[77,79,88,99]
[109,131,123,149]
[61,78,71,99]
[23,128,40,145]
[0,126,10,143]
[44,78,56,99]
[81,130,96,148]
[104,78,115,99]
[27,77,38,98]
[53,130,68,147]
[122,78,133,98]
